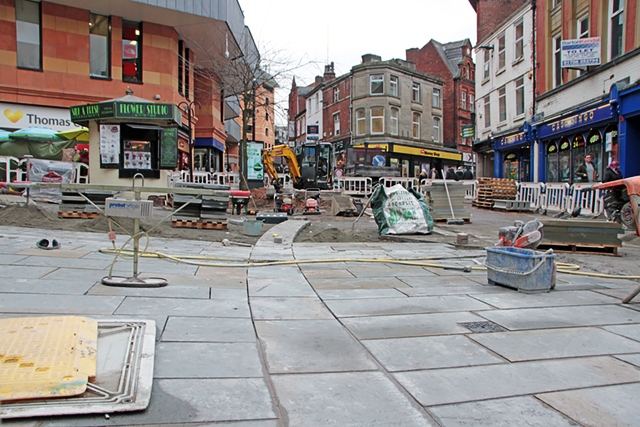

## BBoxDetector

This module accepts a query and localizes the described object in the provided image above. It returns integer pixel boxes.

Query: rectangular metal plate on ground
[1,319,155,420]
[256,212,289,224]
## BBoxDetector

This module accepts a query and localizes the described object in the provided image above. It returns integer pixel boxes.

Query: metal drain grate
[460,321,507,333]
[1,319,155,419]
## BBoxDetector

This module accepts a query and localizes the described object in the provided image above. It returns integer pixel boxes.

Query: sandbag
[370,184,433,235]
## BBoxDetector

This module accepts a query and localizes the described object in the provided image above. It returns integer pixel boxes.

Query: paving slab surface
[2,217,640,426]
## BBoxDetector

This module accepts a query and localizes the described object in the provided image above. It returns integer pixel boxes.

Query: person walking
[575,154,598,182]
[445,166,457,180]
[462,167,474,180]
[603,160,622,183]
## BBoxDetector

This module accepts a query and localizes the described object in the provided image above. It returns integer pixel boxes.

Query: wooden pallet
[537,242,620,256]
[433,217,472,223]
[171,219,228,230]
[58,211,100,219]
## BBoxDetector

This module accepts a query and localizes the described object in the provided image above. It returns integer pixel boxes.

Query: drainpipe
[532,0,541,182]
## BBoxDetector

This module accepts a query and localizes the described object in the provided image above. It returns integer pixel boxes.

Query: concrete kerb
[253,218,310,250]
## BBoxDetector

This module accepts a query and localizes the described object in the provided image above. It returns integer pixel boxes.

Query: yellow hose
[97,248,640,279]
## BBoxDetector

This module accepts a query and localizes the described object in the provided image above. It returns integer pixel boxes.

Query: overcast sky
[239,0,477,123]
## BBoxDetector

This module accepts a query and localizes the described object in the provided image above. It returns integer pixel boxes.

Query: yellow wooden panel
[0,316,98,401]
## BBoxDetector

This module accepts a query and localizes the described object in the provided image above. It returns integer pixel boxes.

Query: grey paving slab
[209,288,248,300]
[13,255,113,270]
[108,259,200,275]
[155,342,264,378]
[479,305,640,330]
[363,335,505,371]
[394,356,640,406]
[324,295,492,317]
[604,324,640,341]
[249,297,334,320]
[37,378,278,426]
[271,371,437,427]
[255,319,378,374]
[469,327,640,362]
[39,267,110,283]
[614,353,640,367]
[347,265,438,278]
[428,396,580,427]
[0,254,29,264]
[195,268,247,287]
[342,311,486,340]
[161,316,256,343]
[301,268,356,279]
[0,293,124,315]
[595,288,640,300]
[537,382,640,427]
[307,276,410,290]
[0,277,96,295]
[296,261,350,271]
[114,296,250,318]
[317,288,407,299]
[556,274,640,289]
[87,283,210,299]
[398,275,484,287]
[399,284,506,297]
[1,265,56,279]
[248,277,316,297]
[470,289,620,309]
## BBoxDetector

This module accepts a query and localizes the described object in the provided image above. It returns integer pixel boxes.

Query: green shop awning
[70,93,181,127]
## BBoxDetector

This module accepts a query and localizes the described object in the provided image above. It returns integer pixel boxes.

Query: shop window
[370,74,384,94]
[571,133,587,182]
[371,107,384,134]
[503,152,519,180]
[604,124,619,164]
[16,0,41,70]
[90,14,110,78]
[356,108,365,135]
[609,0,624,60]
[546,142,559,182]
[119,124,160,179]
[122,21,142,83]
[587,128,603,180]
[558,137,571,182]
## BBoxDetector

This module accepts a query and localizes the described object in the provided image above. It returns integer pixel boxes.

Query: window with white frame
[333,87,340,103]
[461,91,467,110]
[413,112,421,139]
[469,94,475,112]
[498,86,507,122]
[483,95,491,128]
[412,82,421,102]
[515,77,525,116]
[370,74,384,94]
[432,88,440,108]
[553,0,562,7]
[371,107,384,134]
[483,49,490,80]
[333,112,340,135]
[356,109,365,135]
[497,33,506,70]
[553,35,562,88]
[390,107,399,135]
[578,15,589,38]
[432,117,441,142]
[610,0,624,60]
[514,20,524,60]
[16,0,41,70]
[390,76,398,97]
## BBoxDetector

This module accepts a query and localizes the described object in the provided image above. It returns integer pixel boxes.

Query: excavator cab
[295,142,332,190]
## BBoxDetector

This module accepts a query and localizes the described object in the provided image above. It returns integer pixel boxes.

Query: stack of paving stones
[58,190,116,218]
[171,182,230,229]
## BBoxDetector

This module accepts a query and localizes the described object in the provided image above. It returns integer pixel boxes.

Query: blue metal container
[485,247,556,293]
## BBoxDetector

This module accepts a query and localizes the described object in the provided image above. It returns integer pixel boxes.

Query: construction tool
[442,170,464,225]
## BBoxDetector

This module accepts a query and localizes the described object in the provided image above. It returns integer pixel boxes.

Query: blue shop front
[492,127,532,181]
[616,83,640,178]
[534,95,618,184]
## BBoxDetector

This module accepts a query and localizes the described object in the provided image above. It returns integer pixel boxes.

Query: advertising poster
[247,142,264,180]
[99,124,120,166]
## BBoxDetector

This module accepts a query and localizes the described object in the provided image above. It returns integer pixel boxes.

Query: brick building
[0,0,256,184]
[406,39,476,168]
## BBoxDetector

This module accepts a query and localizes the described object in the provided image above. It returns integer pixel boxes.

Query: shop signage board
[461,125,475,138]
[70,102,181,125]
[1,102,78,131]
[494,131,527,149]
[537,104,613,139]
[306,124,319,141]
[392,145,462,161]
[561,37,601,67]
[160,128,178,169]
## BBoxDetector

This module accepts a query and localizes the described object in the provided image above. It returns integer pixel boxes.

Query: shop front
[473,137,494,178]
[70,93,182,186]
[616,83,640,177]
[535,101,617,184]
[492,128,532,182]
[331,137,350,180]
[194,137,225,172]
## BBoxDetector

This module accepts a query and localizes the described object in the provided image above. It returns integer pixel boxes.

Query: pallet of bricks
[58,190,116,218]
[171,182,230,229]
[471,178,517,209]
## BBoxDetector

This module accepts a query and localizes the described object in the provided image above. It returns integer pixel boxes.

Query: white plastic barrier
[0,155,20,183]
[463,179,478,201]
[212,172,240,189]
[72,163,89,184]
[516,182,544,211]
[417,179,432,197]
[541,183,571,214]
[568,182,605,217]
[379,177,419,191]
[339,177,373,196]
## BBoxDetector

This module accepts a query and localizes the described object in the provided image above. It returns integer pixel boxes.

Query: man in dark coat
[462,167,474,180]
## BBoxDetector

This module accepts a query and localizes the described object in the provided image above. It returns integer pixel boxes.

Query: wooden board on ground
[58,211,100,219]
[171,220,227,230]
[537,242,620,256]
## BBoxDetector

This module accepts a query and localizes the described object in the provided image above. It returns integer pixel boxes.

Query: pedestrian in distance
[419,169,428,180]
[603,160,622,183]
[575,154,598,182]
[429,168,439,180]
[462,167,473,180]
[455,167,464,181]
[445,166,457,180]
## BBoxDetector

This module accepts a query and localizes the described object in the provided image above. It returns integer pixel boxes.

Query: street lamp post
[178,100,201,183]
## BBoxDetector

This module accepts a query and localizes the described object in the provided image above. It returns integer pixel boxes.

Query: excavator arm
[261,145,305,193]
